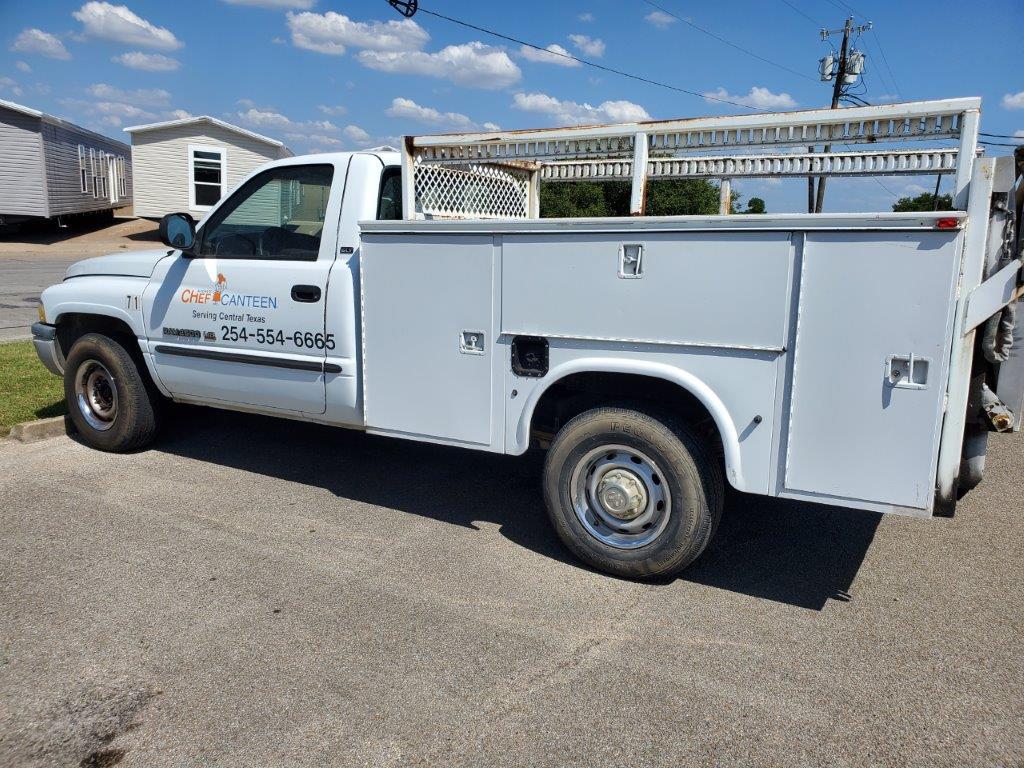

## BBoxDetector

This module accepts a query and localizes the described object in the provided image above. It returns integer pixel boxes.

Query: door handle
[291,285,321,303]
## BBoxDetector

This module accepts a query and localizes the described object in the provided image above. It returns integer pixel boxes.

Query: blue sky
[1,0,1021,212]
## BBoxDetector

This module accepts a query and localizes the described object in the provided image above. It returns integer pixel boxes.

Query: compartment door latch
[886,354,930,389]
[618,244,644,279]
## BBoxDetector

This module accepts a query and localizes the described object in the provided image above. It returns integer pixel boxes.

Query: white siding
[0,106,47,218]
[129,124,290,220]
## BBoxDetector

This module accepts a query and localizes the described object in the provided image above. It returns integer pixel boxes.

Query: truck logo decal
[179,272,278,310]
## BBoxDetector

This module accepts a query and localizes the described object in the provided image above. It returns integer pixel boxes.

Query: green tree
[540,179,725,218]
[892,192,953,212]
[745,197,767,214]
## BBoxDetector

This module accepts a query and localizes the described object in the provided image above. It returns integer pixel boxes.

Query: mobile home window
[89,148,97,197]
[189,145,226,211]
[98,153,107,198]
[118,156,126,197]
[78,145,88,193]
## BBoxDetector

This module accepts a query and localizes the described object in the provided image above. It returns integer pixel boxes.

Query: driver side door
[145,161,344,415]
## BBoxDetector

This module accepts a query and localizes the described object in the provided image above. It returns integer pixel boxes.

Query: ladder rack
[399,97,981,220]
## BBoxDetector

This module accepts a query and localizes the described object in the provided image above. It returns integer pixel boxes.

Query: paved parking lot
[1,406,1021,767]
[0,217,158,341]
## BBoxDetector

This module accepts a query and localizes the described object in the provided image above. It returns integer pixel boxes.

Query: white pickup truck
[32,98,1024,579]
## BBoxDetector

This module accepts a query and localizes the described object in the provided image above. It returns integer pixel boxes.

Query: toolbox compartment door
[783,230,961,509]
[360,233,497,448]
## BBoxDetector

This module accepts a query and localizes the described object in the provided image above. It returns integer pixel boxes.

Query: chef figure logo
[212,273,227,302]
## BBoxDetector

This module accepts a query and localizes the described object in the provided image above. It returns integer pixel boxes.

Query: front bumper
[31,322,63,376]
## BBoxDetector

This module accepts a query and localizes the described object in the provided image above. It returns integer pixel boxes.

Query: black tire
[63,333,158,452]
[543,406,724,580]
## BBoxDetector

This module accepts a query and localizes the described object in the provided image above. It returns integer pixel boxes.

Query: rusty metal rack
[399,97,981,219]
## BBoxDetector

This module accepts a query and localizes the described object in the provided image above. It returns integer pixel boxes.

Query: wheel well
[529,371,724,456]
[55,313,137,355]
[54,313,156,391]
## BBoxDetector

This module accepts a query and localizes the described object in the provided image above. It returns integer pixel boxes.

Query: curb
[8,415,75,443]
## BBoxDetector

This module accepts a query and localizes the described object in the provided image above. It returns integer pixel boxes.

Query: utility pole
[813,17,871,212]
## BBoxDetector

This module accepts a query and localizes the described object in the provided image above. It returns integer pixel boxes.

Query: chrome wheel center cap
[597,469,648,520]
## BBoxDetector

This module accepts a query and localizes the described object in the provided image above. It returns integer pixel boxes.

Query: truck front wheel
[543,407,723,580]
[63,333,158,452]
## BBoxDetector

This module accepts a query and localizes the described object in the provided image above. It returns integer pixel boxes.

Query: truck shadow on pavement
[153,406,881,611]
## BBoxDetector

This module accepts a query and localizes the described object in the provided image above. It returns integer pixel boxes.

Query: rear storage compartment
[360,215,966,514]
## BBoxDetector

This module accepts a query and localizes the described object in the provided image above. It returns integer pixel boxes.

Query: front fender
[512,357,744,490]
[43,275,149,339]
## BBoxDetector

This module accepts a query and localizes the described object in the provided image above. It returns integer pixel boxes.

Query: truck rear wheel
[63,333,158,452]
[543,406,723,580]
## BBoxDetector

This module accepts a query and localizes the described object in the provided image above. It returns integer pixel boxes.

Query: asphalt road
[0,218,158,341]
[1,407,1021,767]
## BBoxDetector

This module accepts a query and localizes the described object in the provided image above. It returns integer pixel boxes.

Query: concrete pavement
[0,217,158,341]
[1,406,1021,767]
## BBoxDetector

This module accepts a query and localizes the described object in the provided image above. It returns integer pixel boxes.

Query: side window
[78,145,87,193]
[89,148,97,198]
[198,164,334,262]
[376,166,403,220]
[189,145,225,210]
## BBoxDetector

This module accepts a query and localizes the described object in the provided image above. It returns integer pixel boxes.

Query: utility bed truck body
[34,98,1024,579]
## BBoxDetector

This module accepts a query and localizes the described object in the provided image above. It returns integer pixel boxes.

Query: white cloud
[15,61,32,73]
[1003,91,1024,110]
[386,97,481,130]
[73,2,182,51]
[298,133,342,146]
[235,107,295,130]
[645,10,676,28]
[231,105,380,150]
[168,109,193,120]
[113,51,179,71]
[234,106,345,139]
[343,124,370,143]
[1014,130,1024,138]
[512,92,650,125]
[87,83,170,106]
[578,12,594,22]
[568,34,604,58]
[11,29,71,60]
[519,43,578,67]
[702,86,796,109]
[359,42,521,90]
[223,0,314,8]
[286,11,428,56]
[0,77,24,98]
[318,104,347,116]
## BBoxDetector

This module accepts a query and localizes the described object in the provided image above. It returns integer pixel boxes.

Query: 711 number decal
[221,325,336,350]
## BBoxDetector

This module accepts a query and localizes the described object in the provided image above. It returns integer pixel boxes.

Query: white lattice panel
[414,163,529,219]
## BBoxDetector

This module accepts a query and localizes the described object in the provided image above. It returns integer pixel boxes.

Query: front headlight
[37,304,46,323]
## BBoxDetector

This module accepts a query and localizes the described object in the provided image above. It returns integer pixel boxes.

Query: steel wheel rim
[570,444,671,550]
[74,359,118,431]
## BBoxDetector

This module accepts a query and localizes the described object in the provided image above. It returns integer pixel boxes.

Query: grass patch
[0,340,66,435]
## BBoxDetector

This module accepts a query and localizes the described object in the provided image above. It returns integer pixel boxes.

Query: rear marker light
[936,217,960,230]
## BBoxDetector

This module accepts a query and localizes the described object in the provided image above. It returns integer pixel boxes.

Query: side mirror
[159,213,197,253]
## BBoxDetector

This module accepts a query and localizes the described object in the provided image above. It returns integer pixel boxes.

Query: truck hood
[66,249,173,280]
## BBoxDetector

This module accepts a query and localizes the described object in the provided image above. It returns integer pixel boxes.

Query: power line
[869,29,902,97]
[776,0,823,26]
[403,4,763,110]
[820,0,902,99]
[980,140,1024,148]
[857,36,897,99]
[981,132,1024,140]
[640,0,817,82]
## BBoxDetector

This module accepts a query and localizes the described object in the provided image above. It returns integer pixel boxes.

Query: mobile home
[0,98,131,227]
[124,116,292,222]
